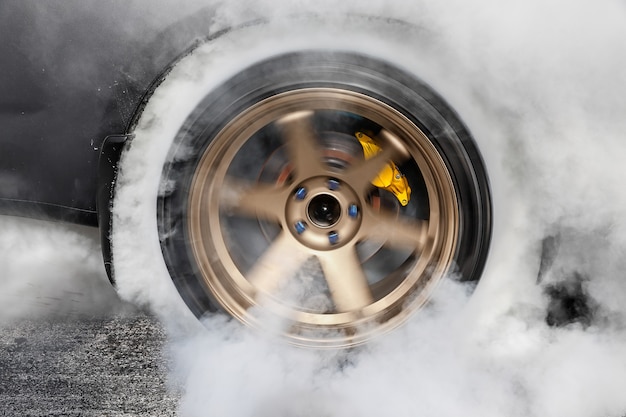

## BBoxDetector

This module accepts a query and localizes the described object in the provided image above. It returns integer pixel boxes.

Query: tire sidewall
[159,51,492,316]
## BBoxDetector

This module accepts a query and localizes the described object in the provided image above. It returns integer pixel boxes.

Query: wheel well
[97,134,130,285]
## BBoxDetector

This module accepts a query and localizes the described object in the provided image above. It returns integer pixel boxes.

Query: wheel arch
[97,134,130,284]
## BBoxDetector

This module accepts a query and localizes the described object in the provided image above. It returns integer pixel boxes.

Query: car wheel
[156,51,491,348]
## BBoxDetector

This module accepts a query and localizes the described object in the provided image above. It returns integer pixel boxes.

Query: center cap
[308,194,341,227]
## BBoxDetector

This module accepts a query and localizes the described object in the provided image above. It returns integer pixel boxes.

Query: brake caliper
[355,131,411,206]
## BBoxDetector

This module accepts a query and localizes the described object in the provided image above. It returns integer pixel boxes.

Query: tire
[156,51,491,348]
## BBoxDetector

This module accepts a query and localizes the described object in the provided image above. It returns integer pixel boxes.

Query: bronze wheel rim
[188,88,459,348]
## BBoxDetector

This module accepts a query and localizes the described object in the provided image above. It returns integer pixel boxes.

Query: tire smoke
[135,2,624,416]
[5,1,626,416]
[0,217,130,323]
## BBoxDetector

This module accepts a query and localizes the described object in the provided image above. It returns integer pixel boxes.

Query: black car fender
[97,134,130,284]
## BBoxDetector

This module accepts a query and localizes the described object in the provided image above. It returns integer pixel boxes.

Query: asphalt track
[0,313,180,416]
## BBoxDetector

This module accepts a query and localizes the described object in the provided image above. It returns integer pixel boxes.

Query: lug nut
[328,231,339,245]
[294,221,307,235]
[348,204,359,218]
[327,179,340,191]
[295,187,307,200]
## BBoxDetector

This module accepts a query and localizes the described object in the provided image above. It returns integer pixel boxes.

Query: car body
[0,2,209,225]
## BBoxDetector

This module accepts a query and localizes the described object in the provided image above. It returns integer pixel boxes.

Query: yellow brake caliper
[355,131,411,206]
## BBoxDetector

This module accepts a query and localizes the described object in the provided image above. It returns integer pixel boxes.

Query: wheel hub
[285,176,362,250]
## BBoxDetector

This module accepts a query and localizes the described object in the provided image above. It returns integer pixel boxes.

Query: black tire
[158,51,491,347]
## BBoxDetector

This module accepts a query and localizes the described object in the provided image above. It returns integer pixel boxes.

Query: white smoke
[0,216,131,323]
[5,0,624,416]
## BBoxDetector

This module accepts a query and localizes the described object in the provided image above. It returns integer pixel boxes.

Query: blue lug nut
[328,231,339,245]
[295,187,307,200]
[348,204,359,218]
[327,179,340,191]
[295,221,307,235]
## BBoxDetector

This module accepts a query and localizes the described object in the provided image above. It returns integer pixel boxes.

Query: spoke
[220,176,286,223]
[246,232,309,296]
[317,246,374,312]
[361,207,428,251]
[275,111,326,180]
[343,129,410,194]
